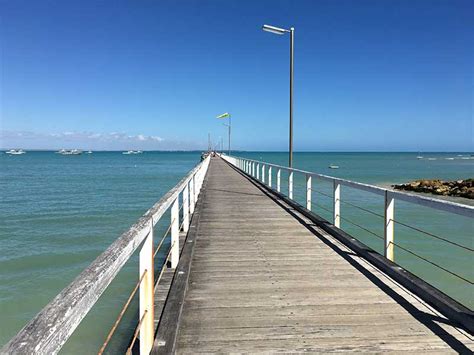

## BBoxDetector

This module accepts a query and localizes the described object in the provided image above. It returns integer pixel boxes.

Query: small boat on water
[122,150,143,155]
[5,149,26,155]
[416,156,423,159]
[427,158,436,160]
[57,149,82,155]
[328,164,339,169]
[85,150,92,154]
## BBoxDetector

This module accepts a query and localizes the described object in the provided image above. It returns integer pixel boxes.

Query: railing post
[288,171,293,199]
[306,174,312,210]
[257,163,260,180]
[277,169,281,192]
[196,168,203,195]
[171,197,179,268]
[189,176,195,215]
[268,166,272,187]
[182,185,189,233]
[333,181,341,227]
[252,162,254,176]
[139,220,154,355]
[384,191,395,261]
[262,164,265,183]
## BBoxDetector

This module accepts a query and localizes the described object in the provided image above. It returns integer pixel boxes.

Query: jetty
[2,155,473,354]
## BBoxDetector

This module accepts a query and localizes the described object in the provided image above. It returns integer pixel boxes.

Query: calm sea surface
[0,151,473,353]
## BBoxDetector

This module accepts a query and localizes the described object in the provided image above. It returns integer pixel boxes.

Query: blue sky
[1,0,472,151]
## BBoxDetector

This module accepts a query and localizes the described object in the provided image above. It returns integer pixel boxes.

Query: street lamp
[262,24,294,168]
[216,112,231,155]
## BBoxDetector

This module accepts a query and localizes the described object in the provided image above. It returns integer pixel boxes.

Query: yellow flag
[216,112,230,119]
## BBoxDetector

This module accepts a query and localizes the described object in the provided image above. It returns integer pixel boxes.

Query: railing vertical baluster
[252,162,254,176]
[171,197,179,268]
[139,220,154,355]
[384,191,395,261]
[262,164,265,183]
[183,184,189,232]
[268,166,272,187]
[288,171,293,199]
[189,175,195,215]
[277,169,281,192]
[333,181,341,227]
[306,174,312,210]
[257,163,260,180]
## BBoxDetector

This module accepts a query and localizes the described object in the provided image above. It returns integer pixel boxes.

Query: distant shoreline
[1,150,474,154]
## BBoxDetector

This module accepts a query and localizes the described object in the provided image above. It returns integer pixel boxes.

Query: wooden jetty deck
[153,157,473,353]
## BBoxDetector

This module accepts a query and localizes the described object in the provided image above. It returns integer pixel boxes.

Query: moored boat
[57,149,82,155]
[5,149,26,155]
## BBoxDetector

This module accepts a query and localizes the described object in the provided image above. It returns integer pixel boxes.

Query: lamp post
[216,112,231,155]
[262,24,294,168]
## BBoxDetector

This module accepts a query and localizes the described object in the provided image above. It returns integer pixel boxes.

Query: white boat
[57,149,82,155]
[328,164,339,169]
[85,150,93,154]
[416,156,423,159]
[427,158,436,160]
[122,150,143,155]
[5,149,26,155]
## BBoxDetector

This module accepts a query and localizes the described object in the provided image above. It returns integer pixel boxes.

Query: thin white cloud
[0,130,195,150]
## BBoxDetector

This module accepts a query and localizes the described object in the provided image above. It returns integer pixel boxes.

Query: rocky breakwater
[392,179,474,199]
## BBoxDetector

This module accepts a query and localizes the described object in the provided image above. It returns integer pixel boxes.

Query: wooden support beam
[288,171,293,199]
[139,221,154,355]
[306,174,312,210]
[384,191,395,261]
[333,181,341,228]
[277,169,281,192]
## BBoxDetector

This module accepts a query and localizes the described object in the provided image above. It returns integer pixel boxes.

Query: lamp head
[262,24,288,35]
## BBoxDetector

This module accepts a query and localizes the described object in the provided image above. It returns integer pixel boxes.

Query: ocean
[0,151,472,353]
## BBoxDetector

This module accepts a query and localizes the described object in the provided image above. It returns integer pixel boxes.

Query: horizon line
[2,149,473,154]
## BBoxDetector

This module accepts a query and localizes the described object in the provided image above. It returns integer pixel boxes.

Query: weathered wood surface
[163,157,473,353]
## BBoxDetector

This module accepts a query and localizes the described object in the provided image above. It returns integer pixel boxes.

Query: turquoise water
[0,151,472,353]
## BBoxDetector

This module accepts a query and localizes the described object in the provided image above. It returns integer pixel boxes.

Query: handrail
[2,155,211,355]
[225,155,474,218]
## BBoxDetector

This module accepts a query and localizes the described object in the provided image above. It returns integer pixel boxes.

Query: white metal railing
[223,155,474,285]
[2,155,211,355]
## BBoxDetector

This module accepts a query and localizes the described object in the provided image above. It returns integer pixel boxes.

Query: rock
[392,178,474,199]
